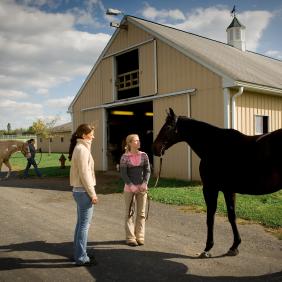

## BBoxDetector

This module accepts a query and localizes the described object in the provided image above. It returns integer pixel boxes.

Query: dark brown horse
[152,108,282,258]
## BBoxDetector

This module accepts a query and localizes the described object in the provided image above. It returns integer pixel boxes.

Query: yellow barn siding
[83,109,105,171]
[153,94,190,180]
[235,91,282,134]
[72,67,101,111]
[101,57,113,103]
[105,23,153,56]
[157,40,224,127]
[139,41,156,96]
[72,58,114,116]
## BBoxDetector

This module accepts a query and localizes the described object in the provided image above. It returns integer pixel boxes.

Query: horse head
[152,108,179,156]
[19,142,30,158]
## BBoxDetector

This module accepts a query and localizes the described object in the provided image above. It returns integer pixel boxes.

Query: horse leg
[199,187,219,258]
[223,192,241,256]
[0,160,3,180]
[3,159,12,179]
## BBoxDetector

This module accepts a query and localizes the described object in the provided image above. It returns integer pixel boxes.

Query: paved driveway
[0,173,281,281]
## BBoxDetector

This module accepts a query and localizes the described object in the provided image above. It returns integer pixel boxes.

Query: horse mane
[177,116,246,140]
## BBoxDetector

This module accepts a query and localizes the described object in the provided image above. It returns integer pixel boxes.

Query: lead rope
[36,148,43,166]
[145,145,165,220]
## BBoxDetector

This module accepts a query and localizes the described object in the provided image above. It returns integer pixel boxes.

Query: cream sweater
[70,139,96,198]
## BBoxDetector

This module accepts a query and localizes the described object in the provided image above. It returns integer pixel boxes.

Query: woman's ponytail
[68,132,78,161]
[68,123,94,160]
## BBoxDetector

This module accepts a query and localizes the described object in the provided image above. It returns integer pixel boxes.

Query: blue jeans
[73,192,94,264]
[24,158,42,177]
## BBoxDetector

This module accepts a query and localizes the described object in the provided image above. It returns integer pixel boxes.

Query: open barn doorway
[107,101,153,171]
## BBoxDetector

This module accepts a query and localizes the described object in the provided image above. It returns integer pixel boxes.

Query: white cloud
[0,0,110,129]
[141,4,273,52]
[0,99,43,129]
[142,2,185,21]
[0,1,110,88]
[46,96,74,108]
[0,0,110,93]
[0,89,29,99]
[240,11,273,51]
[264,50,282,60]
[36,88,49,96]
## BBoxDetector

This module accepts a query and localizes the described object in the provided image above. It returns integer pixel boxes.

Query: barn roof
[52,122,72,133]
[68,15,282,111]
[226,16,245,29]
[128,16,282,92]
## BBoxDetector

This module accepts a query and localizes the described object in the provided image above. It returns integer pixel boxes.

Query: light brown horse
[0,140,29,180]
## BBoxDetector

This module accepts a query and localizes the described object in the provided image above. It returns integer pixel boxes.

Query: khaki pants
[124,191,147,242]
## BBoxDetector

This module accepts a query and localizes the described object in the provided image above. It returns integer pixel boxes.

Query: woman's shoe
[126,240,138,247]
[136,239,144,246]
[75,256,98,266]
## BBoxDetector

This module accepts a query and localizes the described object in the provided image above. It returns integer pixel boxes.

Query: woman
[120,134,151,246]
[69,124,98,266]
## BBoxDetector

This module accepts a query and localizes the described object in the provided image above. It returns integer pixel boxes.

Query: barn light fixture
[106,8,123,16]
[145,112,153,116]
[106,8,127,29]
[111,110,134,116]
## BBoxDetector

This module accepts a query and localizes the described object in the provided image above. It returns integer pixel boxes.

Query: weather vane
[231,5,236,17]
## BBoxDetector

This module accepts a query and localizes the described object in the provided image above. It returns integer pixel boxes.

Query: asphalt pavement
[0,173,281,281]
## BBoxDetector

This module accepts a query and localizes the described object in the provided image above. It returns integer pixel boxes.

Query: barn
[68,15,282,181]
[37,122,72,153]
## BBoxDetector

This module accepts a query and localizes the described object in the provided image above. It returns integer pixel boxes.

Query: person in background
[68,124,98,266]
[23,138,42,178]
[120,134,151,246]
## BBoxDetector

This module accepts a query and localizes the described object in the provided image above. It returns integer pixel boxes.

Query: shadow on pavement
[0,171,123,194]
[0,240,281,281]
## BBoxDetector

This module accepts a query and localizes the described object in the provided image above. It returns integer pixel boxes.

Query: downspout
[231,86,244,129]
[223,88,231,128]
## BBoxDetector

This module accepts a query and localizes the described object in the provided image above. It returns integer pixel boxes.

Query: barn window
[255,115,268,135]
[50,138,53,143]
[61,137,64,143]
[116,49,139,100]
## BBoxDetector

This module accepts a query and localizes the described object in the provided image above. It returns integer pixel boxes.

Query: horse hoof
[198,251,212,258]
[226,249,239,256]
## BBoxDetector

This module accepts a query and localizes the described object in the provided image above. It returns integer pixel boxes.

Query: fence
[0,135,36,140]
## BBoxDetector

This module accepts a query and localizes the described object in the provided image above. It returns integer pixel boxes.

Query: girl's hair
[124,134,139,153]
[68,123,94,160]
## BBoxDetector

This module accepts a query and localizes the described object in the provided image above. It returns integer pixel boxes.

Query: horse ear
[169,108,175,117]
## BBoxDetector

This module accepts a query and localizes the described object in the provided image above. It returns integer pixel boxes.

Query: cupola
[226,14,246,51]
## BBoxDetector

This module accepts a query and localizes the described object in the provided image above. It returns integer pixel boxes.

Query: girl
[120,134,151,246]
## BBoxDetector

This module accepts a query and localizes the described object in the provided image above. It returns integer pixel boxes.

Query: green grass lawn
[10,152,70,177]
[9,152,282,232]
[147,178,282,230]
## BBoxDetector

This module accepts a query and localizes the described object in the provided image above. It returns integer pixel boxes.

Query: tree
[31,117,59,154]
[7,123,11,133]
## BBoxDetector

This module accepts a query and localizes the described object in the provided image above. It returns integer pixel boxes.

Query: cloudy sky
[0,0,281,130]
